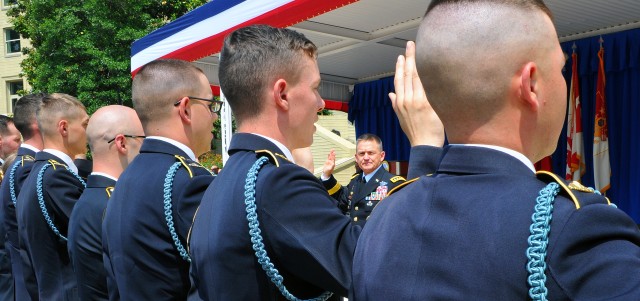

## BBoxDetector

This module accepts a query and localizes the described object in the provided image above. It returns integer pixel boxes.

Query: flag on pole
[593,40,611,193]
[565,46,585,181]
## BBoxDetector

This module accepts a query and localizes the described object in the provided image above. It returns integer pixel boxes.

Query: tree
[8,0,207,113]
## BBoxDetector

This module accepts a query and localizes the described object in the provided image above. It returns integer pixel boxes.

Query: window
[4,28,20,54]
[2,0,17,7]
[7,81,23,112]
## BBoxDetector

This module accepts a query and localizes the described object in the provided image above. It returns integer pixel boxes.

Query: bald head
[87,105,143,156]
[417,0,556,133]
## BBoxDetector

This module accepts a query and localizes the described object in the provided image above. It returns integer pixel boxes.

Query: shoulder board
[21,155,35,165]
[105,186,115,198]
[387,177,418,197]
[255,149,289,167]
[350,173,359,180]
[174,155,211,177]
[47,159,68,170]
[567,181,612,206]
[535,171,603,209]
[390,175,406,183]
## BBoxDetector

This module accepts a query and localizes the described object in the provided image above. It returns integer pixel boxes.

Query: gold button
[355,206,359,211]
[353,217,358,222]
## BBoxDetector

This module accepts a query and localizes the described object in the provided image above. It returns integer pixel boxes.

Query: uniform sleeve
[406,145,443,179]
[260,164,361,296]
[322,175,350,212]
[45,168,84,234]
[547,202,640,299]
[176,173,215,239]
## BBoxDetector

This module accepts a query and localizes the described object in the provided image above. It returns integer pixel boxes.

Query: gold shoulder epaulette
[255,149,284,167]
[47,159,68,170]
[21,155,35,165]
[390,175,405,183]
[350,173,359,180]
[174,155,196,178]
[567,181,612,205]
[535,171,581,209]
[387,177,418,196]
[105,186,115,198]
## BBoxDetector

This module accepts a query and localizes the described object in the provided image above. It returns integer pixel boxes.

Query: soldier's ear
[176,97,193,125]
[58,120,69,137]
[273,79,289,111]
[519,62,540,112]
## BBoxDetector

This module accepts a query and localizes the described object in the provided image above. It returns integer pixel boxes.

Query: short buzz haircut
[0,115,13,136]
[13,93,47,140]
[426,0,552,18]
[36,93,86,138]
[356,133,383,152]
[218,24,318,124]
[132,59,207,128]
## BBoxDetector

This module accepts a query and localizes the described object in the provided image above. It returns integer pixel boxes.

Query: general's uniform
[190,133,361,300]
[68,174,115,301]
[16,151,85,301]
[0,146,38,300]
[102,138,213,301]
[352,145,640,300]
[323,167,405,227]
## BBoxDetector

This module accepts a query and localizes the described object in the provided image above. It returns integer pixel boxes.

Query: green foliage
[318,109,333,115]
[8,0,207,114]
[198,151,222,170]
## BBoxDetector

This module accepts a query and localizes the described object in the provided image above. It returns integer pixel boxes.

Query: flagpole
[219,52,233,165]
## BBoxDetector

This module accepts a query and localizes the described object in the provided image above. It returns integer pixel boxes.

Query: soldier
[0,93,47,301]
[0,114,21,301]
[189,25,444,300]
[102,59,216,300]
[352,1,640,300]
[321,134,405,227]
[16,93,89,300]
[67,105,144,301]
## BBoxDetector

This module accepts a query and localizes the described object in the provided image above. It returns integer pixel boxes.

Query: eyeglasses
[174,96,223,114]
[107,134,146,144]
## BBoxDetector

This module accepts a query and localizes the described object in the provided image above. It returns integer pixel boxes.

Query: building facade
[1,0,29,115]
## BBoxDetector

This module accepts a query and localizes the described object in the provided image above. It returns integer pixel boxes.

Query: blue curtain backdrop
[348,76,411,161]
[349,27,640,222]
[554,28,640,222]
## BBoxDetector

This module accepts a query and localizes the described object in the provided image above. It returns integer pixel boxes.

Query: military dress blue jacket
[102,138,213,301]
[0,146,37,301]
[68,174,115,301]
[190,133,362,300]
[352,145,640,300]
[17,151,85,301]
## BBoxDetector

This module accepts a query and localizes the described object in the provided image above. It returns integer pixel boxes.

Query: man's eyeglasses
[174,96,223,114]
[107,135,146,144]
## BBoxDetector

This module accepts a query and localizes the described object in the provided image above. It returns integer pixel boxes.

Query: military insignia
[366,201,373,207]
[390,176,405,183]
[380,181,387,186]
[376,184,388,199]
[105,187,115,198]
[375,178,379,183]
[567,181,596,193]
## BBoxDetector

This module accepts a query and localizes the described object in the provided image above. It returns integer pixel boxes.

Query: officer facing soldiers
[102,59,216,301]
[321,134,405,227]
[68,105,144,301]
[17,93,89,301]
[352,1,640,300]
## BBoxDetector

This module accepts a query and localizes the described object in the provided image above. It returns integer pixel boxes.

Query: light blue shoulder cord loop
[244,157,334,301]
[163,162,192,262]
[36,163,87,242]
[8,159,21,205]
[526,182,617,301]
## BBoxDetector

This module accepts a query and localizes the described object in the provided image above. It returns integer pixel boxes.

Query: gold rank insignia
[390,176,405,183]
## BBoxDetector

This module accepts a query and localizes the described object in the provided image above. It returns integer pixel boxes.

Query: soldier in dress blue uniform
[67,106,144,301]
[321,134,406,227]
[16,93,89,301]
[0,115,21,301]
[352,1,640,300]
[0,93,47,301]
[189,25,444,301]
[102,59,216,301]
